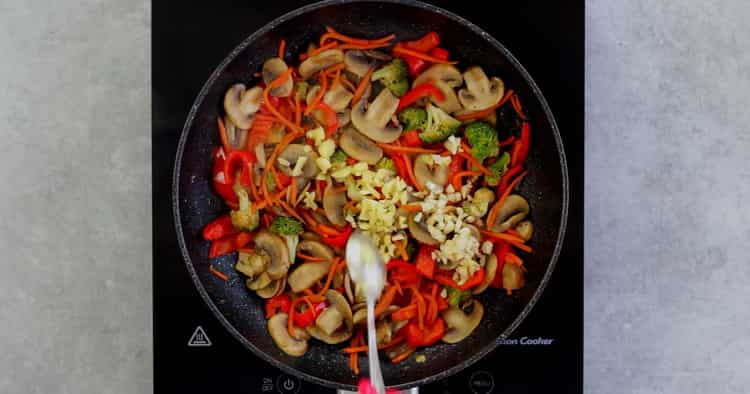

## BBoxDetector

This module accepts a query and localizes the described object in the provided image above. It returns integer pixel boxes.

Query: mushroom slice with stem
[407,211,438,246]
[413,64,463,114]
[223,115,248,149]
[473,254,497,295]
[339,125,383,165]
[277,144,320,179]
[256,275,286,299]
[288,261,331,293]
[262,57,293,97]
[441,300,484,343]
[502,262,525,293]
[458,66,504,111]
[246,272,272,291]
[299,49,344,79]
[268,313,308,356]
[306,290,353,344]
[323,183,348,227]
[413,154,450,187]
[351,89,402,143]
[254,230,290,280]
[515,220,534,241]
[323,83,353,112]
[344,50,388,78]
[235,251,269,278]
[488,194,530,233]
[224,84,263,129]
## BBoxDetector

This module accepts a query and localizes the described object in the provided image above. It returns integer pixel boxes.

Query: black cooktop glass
[153,1,583,393]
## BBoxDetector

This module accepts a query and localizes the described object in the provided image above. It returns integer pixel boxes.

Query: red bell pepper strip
[402,317,445,347]
[208,231,253,258]
[428,47,450,61]
[436,294,449,311]
[202,214,238,241]
[316,101,339,137]
[491,242,510,289]
[406,32,441,52]
[397,82,445,111]
[510,122,531,167]
[293,301,328,328]
[496,164,523,197]
[234,232,253,248]
[400,130,423,147]
[434,268,486,291]
[211,147,238,204]
[388,154,414,187]
[323,225,353,249]
[415,245,437,279]
[265,294,292,318]
[386,260,419,285]
[447,153,466,190]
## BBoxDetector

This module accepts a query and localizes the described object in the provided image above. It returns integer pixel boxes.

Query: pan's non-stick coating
[173,0,567,390]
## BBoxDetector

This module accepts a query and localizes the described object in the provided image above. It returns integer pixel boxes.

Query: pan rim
[172,0,569,390]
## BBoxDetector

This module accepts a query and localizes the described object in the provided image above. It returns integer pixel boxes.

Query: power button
[469,370,495,394]
[276,374,301,394]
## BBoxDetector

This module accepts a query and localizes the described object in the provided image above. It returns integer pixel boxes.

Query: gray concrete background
[0,0,748,393]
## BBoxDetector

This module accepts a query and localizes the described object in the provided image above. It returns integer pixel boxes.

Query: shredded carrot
[391,304,417,321]
[297,252,327,262]
[237,247,255,254]
[455,89,515,121]
[480,229,533,253]
[393,280,403,296]
[451,170,481,190]
[325,62,347,74]
[276,199,304,222]
[392,45,458,64]
[289,179,298,206]
[254,113,279,122]
[343,345,368,354]
[321,27,395,46]
[300,210,318,228]
[377,144,441,154]
[318,257,342,296]
[351,67,374,105]
[458,152,492,176]
[288,296,315,336]
[216,117,232,153]
[391,347,416,363]
[293,95,302,127]
[342,336,406,354]
[402,152,421,191]
[305,72,328,115]
[510,94,528,120]
[309,41,338,56]
[374,285,398,317]
[209,265,229,281]
[340,76,356,92]
[318,223,343,237]
[277,39,286,58]
[329,68,342,89]
[411,286,426,330]
[337,41,392,51]
[342,199,359,214]
[399,203,422,212]
[262,69,303,134]
[397,240,409,260]
[262,129,303,201]
[506,252,524,265]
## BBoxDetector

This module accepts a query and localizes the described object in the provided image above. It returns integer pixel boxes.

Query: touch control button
[276,374,300,394]
[469,370,495,394]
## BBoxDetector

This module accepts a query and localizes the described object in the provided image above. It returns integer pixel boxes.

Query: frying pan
[173,0,568,390]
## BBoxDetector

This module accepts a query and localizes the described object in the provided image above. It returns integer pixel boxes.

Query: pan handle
[337,388,418,394]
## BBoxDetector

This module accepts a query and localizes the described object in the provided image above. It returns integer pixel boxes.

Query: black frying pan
[173,0,568,390]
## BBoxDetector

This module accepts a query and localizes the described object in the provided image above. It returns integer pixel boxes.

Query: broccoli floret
[330,148,348,164]
[485,152,510,186]
[230,187,260,232]
[371,58,409,97]
[446,287,472,307]
[270,216,304,236]
[398,106,427,131]
[419,103,461,143]
[375,157,396,172]
[464,121,500,163]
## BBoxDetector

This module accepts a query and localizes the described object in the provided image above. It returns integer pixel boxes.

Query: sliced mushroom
[473,254,497,295]
[297,240,335,262]
[223,115,248,149]
[441,300,484,343]
[376,320,392,345]
[413,64,463,113]
[316,306,344,335]
[299,49,344,79]
[502,262,525,293]
[458,66,504,111]
[339,126,383,165]
[306,290,353,344]
[408,211,438,246]
[337,109,351,128]
[489,194,530,233]
[256,275,286,299]
[351,89,402,143]
[277,144,319,178]
[344,273,354,303]
[254,230,290,280]
[515,220,534,241]
[344,50,382,78]
[414,154,450,187]
[301,231,322,242]
[323,83,353,112]
[246,272,272,290]
[224,84,263,129]
[235,251,269,278]
[262,57,293,97]
[268,313,308,356]
[323,184,348,227]
[288,261,332,293]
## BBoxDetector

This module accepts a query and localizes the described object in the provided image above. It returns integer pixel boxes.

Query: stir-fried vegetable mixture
[202,27,534,372]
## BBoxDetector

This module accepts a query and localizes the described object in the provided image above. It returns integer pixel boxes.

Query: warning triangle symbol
[187,326,212,347]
